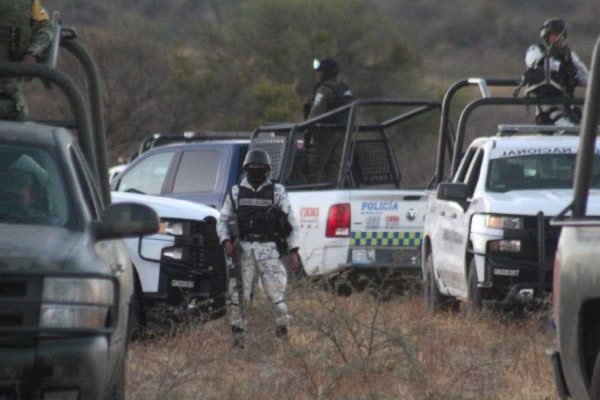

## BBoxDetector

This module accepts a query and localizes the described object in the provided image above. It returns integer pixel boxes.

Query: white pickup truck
[423,127,600,312]
[250,99,440,278]
[111,191,227,321]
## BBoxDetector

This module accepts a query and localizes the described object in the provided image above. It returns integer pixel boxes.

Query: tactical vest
[524,44,578,97]
[321,80,354,124]
[236,184,277,239]
[0,1,33,62]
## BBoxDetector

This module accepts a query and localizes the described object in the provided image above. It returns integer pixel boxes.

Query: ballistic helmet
[243,149,271,170]
[313,57,339,80]
[541,19,567,45]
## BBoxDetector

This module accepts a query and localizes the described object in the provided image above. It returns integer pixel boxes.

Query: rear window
[172,150,221,193]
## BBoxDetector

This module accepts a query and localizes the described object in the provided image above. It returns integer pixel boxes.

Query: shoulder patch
[31,0,50,22]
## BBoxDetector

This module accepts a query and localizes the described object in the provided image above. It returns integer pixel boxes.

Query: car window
[70,147,101,219]
[453,147,477,183]
[118,152,175,195]
[172,150,221,193]
[464,149,483,197]
[0,144,70,227]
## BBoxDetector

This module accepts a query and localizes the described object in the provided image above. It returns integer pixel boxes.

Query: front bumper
[139,219,227,312]
[0,336,113,400]
[481,254,553,305]
[343,247,421,272]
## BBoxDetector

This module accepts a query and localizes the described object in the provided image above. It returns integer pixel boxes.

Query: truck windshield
[0,144,70,226]
[487,153,600,192]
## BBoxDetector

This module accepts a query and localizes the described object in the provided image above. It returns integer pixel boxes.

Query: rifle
[228,215,245,317]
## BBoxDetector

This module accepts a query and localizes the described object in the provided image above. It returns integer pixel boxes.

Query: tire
[466,259,483,317]
[591,352,600,399]
[129,274,145,340]
[423,253,458,314]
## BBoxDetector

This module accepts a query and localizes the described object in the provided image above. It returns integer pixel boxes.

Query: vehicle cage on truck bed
[434,77,585,185]
[249,99,440,190]
[0,14,110,206]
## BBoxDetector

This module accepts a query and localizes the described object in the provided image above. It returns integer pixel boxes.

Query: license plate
[171,279,195,289]
[352,249,376,264]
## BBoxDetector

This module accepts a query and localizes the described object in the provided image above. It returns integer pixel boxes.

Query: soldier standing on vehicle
[304,58,353,184]
[0,0,52,121]
[217,149,300,348]
[521,19,589,126]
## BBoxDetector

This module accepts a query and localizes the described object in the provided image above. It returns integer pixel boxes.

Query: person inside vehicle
[520,18,589,127]
[303,57,354,184]
[0,167,47,221]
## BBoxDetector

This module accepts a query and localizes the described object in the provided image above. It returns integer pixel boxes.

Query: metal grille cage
[249,135,288,181]
[354,140,394,185]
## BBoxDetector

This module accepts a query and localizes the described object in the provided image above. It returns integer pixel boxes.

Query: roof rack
[136,131,251,156]
[251,99,441,187]
[496,124,586,136]
[0,12,110,206]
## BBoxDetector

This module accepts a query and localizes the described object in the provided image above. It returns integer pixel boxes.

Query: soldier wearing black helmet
[521,18,589,126]
[217,149,300,346]
[303,57,353,184]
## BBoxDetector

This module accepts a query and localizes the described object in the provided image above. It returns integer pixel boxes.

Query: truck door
[447,148,484,296]
[433,147,479,295]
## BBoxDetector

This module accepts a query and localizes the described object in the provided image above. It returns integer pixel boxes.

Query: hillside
[40,0,598,163]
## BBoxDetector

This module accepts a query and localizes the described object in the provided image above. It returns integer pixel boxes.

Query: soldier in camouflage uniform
[0,0,53,121]
[304,58,353,184]
[217,149,300,347]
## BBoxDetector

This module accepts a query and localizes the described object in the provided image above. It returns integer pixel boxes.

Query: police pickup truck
[424,128,600,312]
[548,37,600,400]
[249,99,440,278]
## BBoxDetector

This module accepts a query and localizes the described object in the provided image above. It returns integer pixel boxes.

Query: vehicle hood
[111,191,220,221]
[0,224,82,273]
[481,189,600,216]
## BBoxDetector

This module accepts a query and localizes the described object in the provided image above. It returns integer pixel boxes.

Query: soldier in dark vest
[0,0,53,121]
[217,149,300,348]
[304,57,353,184]
[521,19,589,126]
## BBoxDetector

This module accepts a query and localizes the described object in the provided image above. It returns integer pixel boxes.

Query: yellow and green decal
[351,231,422,247]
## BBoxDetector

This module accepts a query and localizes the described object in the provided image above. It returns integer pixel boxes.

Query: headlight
[43,277,114,304]
[159,221,184,236]
[485,215,524,230]
[488,240,521,253]
[40,278,114,329]
[163,247,184,260]
[40,305,109,329]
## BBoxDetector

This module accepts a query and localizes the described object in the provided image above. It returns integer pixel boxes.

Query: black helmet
[314,57,339,80]
[243,149,271,170]
[540,19,567,45]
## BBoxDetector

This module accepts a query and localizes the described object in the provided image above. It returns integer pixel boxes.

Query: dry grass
[127,281,557,400]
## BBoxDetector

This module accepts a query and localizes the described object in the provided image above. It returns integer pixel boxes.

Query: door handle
[451,213,457,219]
[440,211,446,216]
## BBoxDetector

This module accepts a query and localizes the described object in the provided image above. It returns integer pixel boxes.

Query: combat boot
[275,325,288,340]
[231,326,244,349]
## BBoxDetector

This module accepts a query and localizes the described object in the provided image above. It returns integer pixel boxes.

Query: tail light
[552,252,560,324]
[326,203,351,238]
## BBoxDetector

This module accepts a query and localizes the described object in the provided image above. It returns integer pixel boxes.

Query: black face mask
[247,168,269,185]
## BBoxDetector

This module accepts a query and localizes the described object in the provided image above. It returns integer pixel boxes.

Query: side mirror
[93,202,159,241]
[437,182,468,203]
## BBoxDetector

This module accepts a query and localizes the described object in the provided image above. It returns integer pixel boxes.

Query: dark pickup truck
[549,36,600,400]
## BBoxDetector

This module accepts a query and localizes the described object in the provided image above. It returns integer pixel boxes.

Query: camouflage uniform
[307,78,353,184]
[0,0,52,121]
[217,178,300,330]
